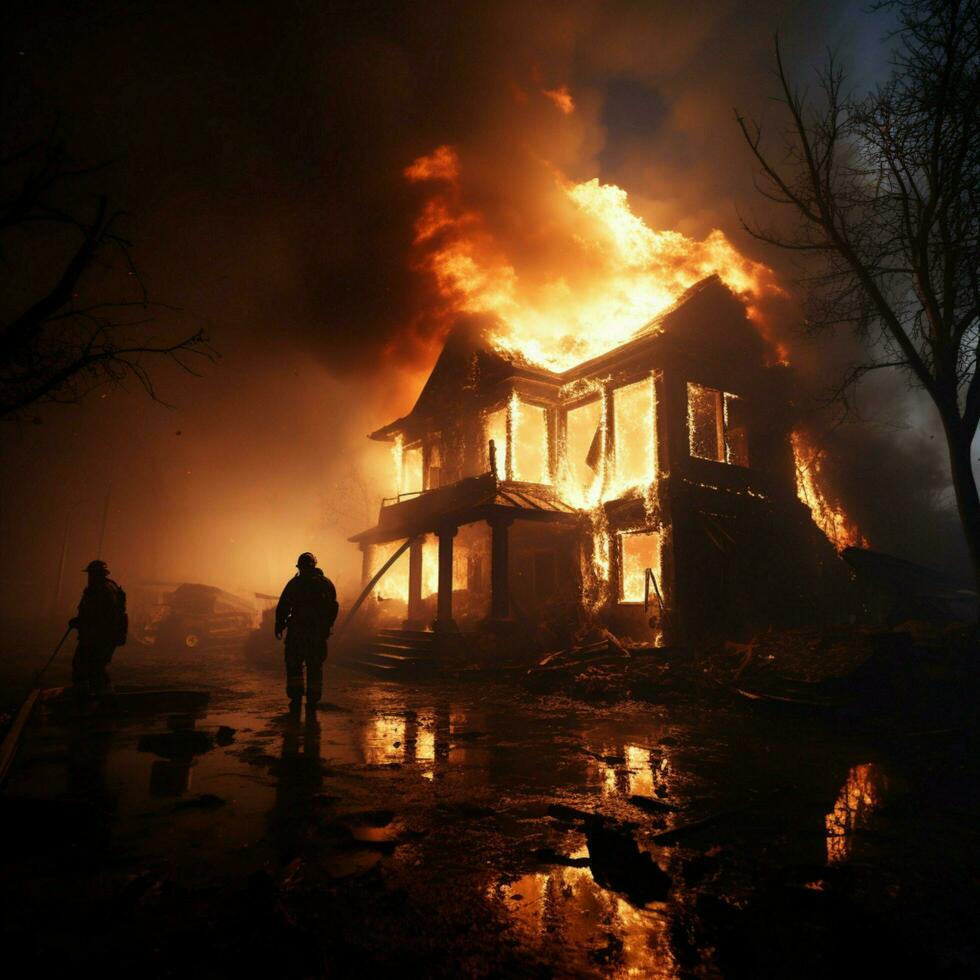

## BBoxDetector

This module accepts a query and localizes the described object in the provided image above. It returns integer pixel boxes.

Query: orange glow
[403,444,423,495]
[404,144,459,182]
[421,533,440,597]
[392,434,424,497]
[492,859,679,975]
[561,396,603,507]
[371,539,409,602]
[404,145,784,373]
[511,396,549,483]
[792,431,868,551]
[613,377,656,491]
[485,405,508,476]
[395,144,864,621]
[542,84,575,114]
[826,763,887,864]
[619,529,662,604]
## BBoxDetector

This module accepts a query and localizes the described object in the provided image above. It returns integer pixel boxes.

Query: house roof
[369,314,523,441]
[370,274,769,442]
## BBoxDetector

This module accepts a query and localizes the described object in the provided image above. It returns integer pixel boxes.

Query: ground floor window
[618,529,662,605]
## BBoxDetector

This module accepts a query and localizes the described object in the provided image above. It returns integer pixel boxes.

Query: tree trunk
[943,419,980,621]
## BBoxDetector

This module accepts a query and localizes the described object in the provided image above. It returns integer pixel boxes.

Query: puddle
[493,865,680,978]
[825,762,889,864]
[2,646,971,976]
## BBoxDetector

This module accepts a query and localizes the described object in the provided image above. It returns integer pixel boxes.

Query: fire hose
[0,626,73,787]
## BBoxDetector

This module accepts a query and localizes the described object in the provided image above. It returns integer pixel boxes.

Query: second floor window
[687,383,749,467]
[565,398,602,499]
[427,440,443,489]
[486,407,507,476]
[397,440,423,495]
[613,377,656,488]
[485,397,550,484]
[513,401,549,483]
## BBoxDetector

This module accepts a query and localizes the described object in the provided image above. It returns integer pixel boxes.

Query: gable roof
[371,275,771,440]
[369,314,519,441]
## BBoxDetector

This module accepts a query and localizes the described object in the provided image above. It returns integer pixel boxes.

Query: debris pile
[525,625,706,702]
[525,627,639,701]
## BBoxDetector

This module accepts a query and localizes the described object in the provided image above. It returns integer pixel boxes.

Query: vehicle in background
[141,583,257,650]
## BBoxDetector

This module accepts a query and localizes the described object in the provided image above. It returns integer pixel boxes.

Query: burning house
[349,274,846,654]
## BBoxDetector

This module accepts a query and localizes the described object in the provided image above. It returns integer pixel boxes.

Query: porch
[348,473,583,636]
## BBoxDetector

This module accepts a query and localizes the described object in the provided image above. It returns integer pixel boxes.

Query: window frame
[616,528,663,608]
[687,382,750,468]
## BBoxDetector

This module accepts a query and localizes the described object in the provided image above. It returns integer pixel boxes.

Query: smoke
[0,0,971,621]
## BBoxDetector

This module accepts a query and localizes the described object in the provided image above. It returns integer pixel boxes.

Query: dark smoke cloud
[0,0,970,618]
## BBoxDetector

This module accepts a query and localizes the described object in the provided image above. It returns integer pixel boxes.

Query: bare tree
[0,136,214,420]
[736,0,980,612]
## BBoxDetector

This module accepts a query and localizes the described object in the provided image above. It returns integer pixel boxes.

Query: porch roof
[349,473,582,545]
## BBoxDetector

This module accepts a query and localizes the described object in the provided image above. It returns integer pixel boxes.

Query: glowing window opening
[486,396,550,484]
[687,383,749,467]
[394,437,424,495]
[564,398,603,502]
[427,438,443,489]
[486,407,508,477]
[512,399,550,484]
[612,377,656,488]
[618,529,662,606]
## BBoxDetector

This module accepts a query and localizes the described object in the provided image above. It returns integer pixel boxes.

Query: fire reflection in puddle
[359,710,438,773]
[492,864,679,978]
[627,745,654,797]
[362,714,407,765]
[590,744,672,801]
[825,762,888,864]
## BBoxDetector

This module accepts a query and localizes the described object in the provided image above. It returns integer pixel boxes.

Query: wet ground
[2,634,979,977]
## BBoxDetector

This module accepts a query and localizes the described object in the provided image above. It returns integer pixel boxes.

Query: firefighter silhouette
[69,559,128,697]
[275,552,339,709]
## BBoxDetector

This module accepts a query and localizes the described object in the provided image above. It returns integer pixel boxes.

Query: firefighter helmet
[296,552,317,569]
[84,559,110,576]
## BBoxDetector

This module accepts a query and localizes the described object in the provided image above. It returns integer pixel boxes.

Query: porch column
[435,525,458,633]
[489,515,513,621]
[405,536,425,627]
[359,543,372,588]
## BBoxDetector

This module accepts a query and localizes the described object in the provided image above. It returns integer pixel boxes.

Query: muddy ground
[1,630,979,978]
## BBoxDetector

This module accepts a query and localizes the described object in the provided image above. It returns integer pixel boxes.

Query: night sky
[0,1,966,615]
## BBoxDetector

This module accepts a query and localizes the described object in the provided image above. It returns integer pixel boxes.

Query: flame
[405,145,784,372]
[792,431,868,551]
[404,144,459,182]
[396,145,863,613]
[542,84,575,115]
[392,434,404,496]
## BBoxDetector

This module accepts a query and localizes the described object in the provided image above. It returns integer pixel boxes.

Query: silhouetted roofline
[369,274,741,441]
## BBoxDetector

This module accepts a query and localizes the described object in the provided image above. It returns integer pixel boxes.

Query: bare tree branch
[736,0,980,612]
[0,135,215,419]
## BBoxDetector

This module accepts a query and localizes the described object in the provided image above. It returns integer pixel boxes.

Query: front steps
[346,628,439,677]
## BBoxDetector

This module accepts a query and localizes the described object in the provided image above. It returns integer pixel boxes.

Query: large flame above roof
[405,145,785,372]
